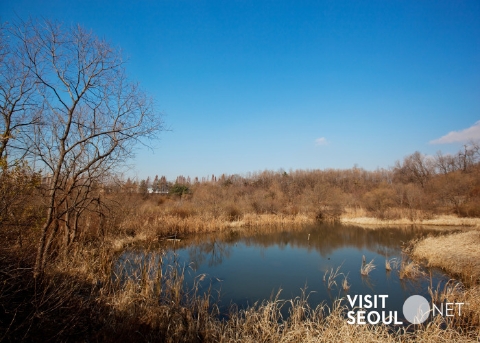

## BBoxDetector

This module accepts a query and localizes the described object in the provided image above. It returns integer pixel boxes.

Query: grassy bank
[340,214,480,228]
[119,198,480,242]
[407,230,480,334]
[411,230,480,286]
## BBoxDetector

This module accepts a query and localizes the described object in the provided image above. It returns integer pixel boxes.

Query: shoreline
[109,212,480,254]
[340,214,480,228]
[410,230,480,284]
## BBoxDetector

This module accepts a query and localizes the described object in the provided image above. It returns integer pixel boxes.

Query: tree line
[125,142,480,223]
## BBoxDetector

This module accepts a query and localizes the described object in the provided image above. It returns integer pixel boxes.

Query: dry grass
[323,265,343,290]
[420,215,480,227]
[341,210,480,228]
[241,213,314,226]
[119,207,317,241]
[109,232,148,252]
[385,257,399,271]
[399,260,425,279]
[210,292,480,342]
[342,273,350,291]
[360,259,376,276]
[428,280,480,332]
[406,231,480,335]
[411,230,480,285]
[121,201,479,240]
[428,279,464,305]
[2,194,480,341]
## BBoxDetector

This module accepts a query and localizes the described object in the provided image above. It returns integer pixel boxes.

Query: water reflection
[175,223,451,264]
[117,223,456,320]
[187,238,232,270]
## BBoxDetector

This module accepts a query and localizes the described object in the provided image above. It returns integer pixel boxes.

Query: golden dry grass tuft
[385,257,399,272]
[399,260,425,279]
[360,259,376,276]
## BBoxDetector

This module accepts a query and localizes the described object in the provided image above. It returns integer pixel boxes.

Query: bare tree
[9,19,163,276]
[434,142,480,175]
[393,151,435,188]
[457,141,480,172]
[434,151,459,175]
[0,22,40,164]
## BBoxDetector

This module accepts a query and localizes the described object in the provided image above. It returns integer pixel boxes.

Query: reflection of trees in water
[187,238,232,269]
[234,224,448,258]
[156,224,453,271]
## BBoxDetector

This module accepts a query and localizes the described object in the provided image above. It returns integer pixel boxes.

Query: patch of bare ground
[411,230,480,285]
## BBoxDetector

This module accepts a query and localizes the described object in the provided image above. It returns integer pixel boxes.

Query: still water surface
[117,223,455,321]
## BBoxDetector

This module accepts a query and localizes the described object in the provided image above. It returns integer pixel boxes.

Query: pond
[115,223,457,324]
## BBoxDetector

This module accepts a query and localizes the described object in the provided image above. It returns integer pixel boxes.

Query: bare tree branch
[4,18,163,276]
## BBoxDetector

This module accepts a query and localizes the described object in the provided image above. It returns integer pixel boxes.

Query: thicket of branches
[130,143,480,222]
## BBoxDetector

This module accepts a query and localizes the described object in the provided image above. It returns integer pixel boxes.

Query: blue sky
[2,1,479,181]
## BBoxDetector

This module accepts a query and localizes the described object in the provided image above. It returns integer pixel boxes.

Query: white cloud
[430,121,480,144]
[315,137,328,146]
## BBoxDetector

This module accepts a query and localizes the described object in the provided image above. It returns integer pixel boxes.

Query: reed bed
[125,201,480,237]
[95,262,480,342]
[3,232,480,342]
[427,279,480,332]
[119,209,316,241]
[411,230,480,286]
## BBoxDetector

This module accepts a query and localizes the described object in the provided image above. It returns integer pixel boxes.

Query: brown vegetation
[126,143,480,231]
[399,260,425,280]
[410,230,480,286]
[116,143,480,236]
[3,159,480,341]
[403,229,480,334]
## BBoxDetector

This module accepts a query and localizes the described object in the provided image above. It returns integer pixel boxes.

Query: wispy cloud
[315,137,328,146]
[430,121,480,144]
